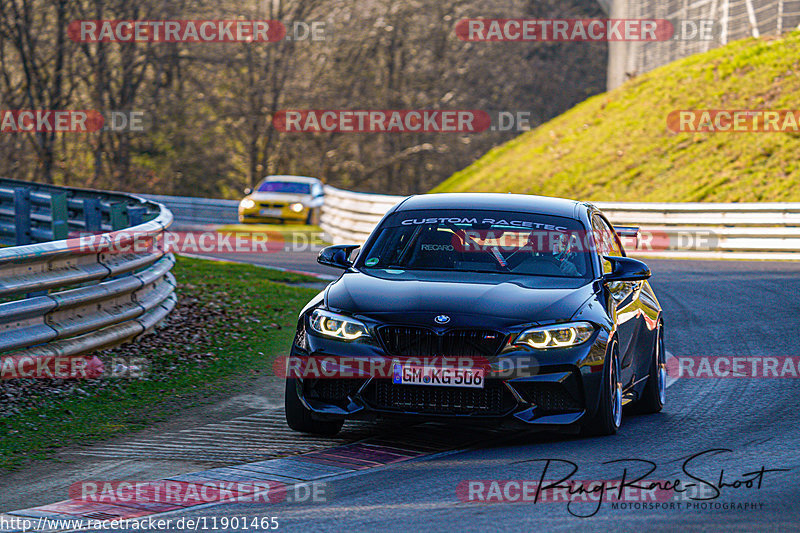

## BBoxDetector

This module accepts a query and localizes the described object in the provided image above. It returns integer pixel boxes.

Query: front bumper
[239,205,309,223]
[289,325,610,428]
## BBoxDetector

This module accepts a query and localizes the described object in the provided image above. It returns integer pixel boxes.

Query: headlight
[309,309,369,340]
[289,202,305,213]
[514,322,595,349]
[240,198,256,209]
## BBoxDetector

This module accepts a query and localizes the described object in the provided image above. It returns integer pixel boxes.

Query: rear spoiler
[613,226,640,238]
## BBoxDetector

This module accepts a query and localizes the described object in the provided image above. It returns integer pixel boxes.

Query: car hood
[325,270,597,329]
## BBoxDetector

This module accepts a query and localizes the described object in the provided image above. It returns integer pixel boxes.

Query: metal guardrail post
[14,187,32,246]
[83,197,102,232]
[50,192,69,241]
[128,206,146,226]
[110,202,128,230]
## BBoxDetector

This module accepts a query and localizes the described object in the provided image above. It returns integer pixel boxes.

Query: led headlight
[240,198,256,209]
[289,202,304,213]
[309,309,369,340]
[514,322,595,349]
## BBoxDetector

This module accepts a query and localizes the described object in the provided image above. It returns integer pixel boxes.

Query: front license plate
[260,208,282,217]
[392,364,484,389]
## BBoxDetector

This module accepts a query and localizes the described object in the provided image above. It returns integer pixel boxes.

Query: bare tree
[0,0,606,195]
[0,0,76,182]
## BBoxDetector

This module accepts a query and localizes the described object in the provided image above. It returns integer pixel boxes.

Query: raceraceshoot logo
[399,217,568,231]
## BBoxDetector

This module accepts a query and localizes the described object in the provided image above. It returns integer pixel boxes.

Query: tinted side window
[592,214,623,257]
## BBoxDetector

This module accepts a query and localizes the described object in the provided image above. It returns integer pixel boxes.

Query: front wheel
[285,378,344,435]
[635,324,666,414]
[581,340,622,436]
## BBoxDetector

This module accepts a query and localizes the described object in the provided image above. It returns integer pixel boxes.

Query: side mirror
[244,187,252,195]
[318,244,359,269]
[602,256,651,282]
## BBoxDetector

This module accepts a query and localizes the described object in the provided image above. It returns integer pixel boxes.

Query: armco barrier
[320,186,800,260]
[138,194,239,226]
[0,178,176,360]
[320,187,406,244]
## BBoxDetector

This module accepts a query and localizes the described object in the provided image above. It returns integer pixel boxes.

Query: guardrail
[0,178,176,360]
[320,186,800,260]
[138,194,239,226]
[320,187,407,244]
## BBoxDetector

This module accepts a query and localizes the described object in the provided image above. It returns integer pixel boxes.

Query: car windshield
[256,181,311,194]
[359,209,593,278]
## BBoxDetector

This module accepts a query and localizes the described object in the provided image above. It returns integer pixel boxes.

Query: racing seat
[407,228,459,269]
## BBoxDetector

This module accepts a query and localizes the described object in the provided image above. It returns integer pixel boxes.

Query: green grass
[433,31,800,202]
[0,257,318,470]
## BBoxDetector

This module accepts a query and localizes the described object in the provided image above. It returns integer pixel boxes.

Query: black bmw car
[285,193,665,436]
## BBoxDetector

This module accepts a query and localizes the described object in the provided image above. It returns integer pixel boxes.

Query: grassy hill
[433,32,800,202]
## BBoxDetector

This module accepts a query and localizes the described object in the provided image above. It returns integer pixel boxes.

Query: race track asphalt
[101,258,800,532]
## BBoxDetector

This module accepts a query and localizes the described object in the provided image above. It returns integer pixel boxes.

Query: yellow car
[238,175,325,224]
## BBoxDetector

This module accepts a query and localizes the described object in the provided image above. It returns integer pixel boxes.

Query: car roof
[395,193,584,218]
[259,175,321,184]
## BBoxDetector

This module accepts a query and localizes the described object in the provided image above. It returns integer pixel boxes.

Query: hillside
[432,32,800,202]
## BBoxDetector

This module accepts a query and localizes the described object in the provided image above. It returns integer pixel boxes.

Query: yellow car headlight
[240,198,256,209]
[289,202,305,213]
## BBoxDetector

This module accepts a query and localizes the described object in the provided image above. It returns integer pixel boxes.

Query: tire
[635,323,666,414]
[581,340,622,436]
[284,378,344,435]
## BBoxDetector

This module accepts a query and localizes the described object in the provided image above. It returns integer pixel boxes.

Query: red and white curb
[0,425,501,532]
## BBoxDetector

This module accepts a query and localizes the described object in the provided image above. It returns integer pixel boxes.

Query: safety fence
[606,0,800,88]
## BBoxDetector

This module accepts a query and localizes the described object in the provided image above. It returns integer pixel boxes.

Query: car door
[593,214,642,387]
